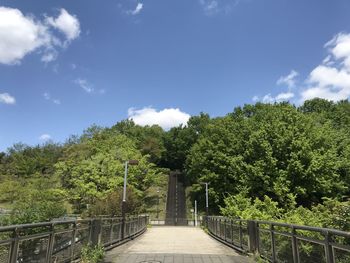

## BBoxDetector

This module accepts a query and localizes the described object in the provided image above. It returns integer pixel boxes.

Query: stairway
[165,171,187,225]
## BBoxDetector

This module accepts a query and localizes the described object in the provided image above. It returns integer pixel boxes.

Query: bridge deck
[105,227,252,263]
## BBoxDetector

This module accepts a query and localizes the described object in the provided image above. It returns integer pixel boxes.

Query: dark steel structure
[206,216,350,263]
[0,215,148,263]
[165,171,187,226]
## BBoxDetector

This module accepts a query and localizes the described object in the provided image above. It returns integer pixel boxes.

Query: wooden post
[248,221,258,253]
[325,231,334,263]
[91,219,102,246]
[9,228,19,263]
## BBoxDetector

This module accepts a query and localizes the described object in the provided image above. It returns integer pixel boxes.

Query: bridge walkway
[104,226,252,263]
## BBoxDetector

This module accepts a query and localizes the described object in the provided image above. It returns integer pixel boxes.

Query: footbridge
[104,226,251,263]
[1,215,350,263]
[1,170,350,263]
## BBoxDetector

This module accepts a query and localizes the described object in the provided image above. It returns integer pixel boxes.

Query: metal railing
[150,217,202,226]
[206,216,350,263]
[0,215,148,263]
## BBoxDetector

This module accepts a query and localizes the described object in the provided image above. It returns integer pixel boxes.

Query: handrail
[205,216,350,263]
[0,215,149,263]
[208,216,350,237]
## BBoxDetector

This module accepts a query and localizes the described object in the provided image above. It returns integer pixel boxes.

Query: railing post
[88,219,93,243]
[239,221,243,248]
[118,218,122,241]
[248,220,258,254]
[121,201,126,240]
[221,218,224,239]
[291,226,299,263]
[131,217,135,236]
[46,223,56,263]
[325,231,334,263]
[231,220,234,245]
[128,218,132,237]
[271,224,276,263]
[109,219,114,243]
[9,228,19,263]
[91,219,102,246]
[224,219,227,241]
[70,222,77,261]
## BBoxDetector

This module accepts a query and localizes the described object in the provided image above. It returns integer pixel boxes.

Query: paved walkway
[104,227,252,263]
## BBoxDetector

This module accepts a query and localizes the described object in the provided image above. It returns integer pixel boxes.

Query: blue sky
[1,0,350,151]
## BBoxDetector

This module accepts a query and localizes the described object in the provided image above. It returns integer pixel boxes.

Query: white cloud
[257,32,350,104]
[0,7,80,65]
[39,134,51,141]
[128,107,191,130]
[300,32,350,102]
[275,92,295,101]
[0,7,49,64]
[322,55,333,66]
[326,33,350,70]
[199,0,219,15]
[128,3,143,15]
[46,8,80,41]
[43,92,50,100]
[199,0,243,15]
[74,79,105,95]
[0,93,16,104]
[277,70,299,88]
[252,95,259,102]
[53,99,61,105]
[43,92,61,104]
[41,50,58,63]
[253,92,294,104]
[74,78,94,93]
[261,94,274,103]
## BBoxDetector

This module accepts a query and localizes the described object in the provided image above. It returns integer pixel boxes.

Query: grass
[144,173,168,220]
[0,201,13,210]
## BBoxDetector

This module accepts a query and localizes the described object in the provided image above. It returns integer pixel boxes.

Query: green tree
[112,120,166,164]
[161,113,210,170]
[7,175,67,225]
[186,103,349,212]
[55,128,162,213]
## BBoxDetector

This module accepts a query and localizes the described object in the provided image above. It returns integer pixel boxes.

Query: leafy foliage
[0,123,166,224]
[112,120,166,164]
[0,98,349,233]
[186,101,350,213]
[221,193,350,231]
[5,175,67,224]
[87,188,141,217]
[81,244,104,263]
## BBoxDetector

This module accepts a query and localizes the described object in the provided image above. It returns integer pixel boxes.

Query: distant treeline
[1,98,349,230]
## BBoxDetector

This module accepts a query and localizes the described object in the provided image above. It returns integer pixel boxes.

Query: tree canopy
[0,98,349,229]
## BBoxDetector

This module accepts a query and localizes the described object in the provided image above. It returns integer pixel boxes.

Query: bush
[81,245,104,263]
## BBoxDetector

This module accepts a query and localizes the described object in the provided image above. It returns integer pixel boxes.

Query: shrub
[81,244,104,263]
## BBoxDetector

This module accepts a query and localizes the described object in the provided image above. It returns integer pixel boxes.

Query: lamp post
[156,189,160,219]
[201,182,209,227]
[121,159,139,239]
[194,200,198,227]
[205,182,209,217]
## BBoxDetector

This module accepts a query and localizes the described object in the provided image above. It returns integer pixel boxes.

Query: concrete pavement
[104,227,253,263]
